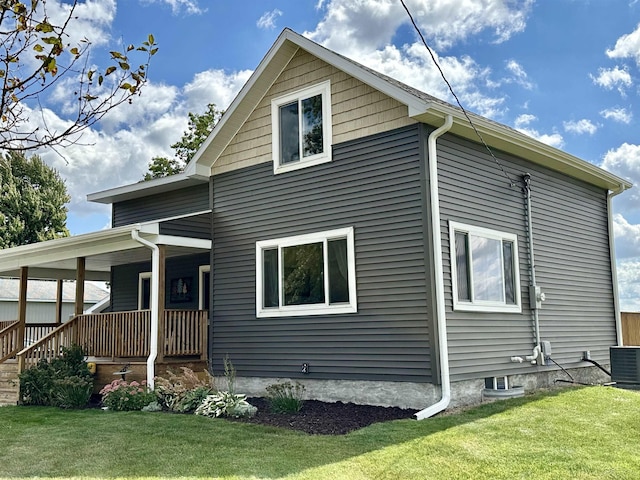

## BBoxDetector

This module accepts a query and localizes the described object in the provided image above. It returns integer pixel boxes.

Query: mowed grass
[0,386,638,479]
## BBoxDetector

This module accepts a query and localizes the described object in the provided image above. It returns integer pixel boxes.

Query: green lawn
[0,386,638,479]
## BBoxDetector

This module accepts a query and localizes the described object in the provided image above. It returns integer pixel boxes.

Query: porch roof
[0,223,211,281]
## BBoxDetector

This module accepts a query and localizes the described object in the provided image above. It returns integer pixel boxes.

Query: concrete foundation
[233,364,612,410]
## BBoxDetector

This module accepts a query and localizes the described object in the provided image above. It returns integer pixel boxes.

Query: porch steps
[0,360,19,406]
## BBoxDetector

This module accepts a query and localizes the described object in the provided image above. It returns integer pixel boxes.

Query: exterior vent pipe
[415,114,453,420]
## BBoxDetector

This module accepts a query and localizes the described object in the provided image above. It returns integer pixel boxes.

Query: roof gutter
[131,229,159,390]
[416,114,453,420]
[608,183,629,346]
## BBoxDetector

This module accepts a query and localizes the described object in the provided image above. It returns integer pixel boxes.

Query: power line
[399,0,519,188]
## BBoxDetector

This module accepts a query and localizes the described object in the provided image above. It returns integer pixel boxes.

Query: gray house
[0,29,631,415]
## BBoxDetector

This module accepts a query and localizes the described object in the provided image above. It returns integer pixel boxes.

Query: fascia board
[0,224,146,272]
[412,107,632,192]
[187,30,300,173]
[87,173,207,204]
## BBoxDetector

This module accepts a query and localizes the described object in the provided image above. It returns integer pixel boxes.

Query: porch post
[156,245,166,363]
[17,266,28,349]
[55,279,63,325]
[75,257,86,316]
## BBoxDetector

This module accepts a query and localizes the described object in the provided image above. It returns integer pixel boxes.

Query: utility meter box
[529,285,545,310]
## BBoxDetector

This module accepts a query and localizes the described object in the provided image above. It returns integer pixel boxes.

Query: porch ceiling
[0,223,211,281]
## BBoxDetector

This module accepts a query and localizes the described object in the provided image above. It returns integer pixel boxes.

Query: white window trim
[449,221,522,313]
[198,265,210,310]
[256,227,357,317]
[271,80,332,175]
[138,271,152,310]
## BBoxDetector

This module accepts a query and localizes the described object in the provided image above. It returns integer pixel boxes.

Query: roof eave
[411,107,632,192]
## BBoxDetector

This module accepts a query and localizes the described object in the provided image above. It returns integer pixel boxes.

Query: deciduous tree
[0,150,70,248]
[144,103,222,180]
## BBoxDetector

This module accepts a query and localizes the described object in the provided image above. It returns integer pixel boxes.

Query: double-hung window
[449,221,521,312]
[256,227,357,317]
[271,81,332,174]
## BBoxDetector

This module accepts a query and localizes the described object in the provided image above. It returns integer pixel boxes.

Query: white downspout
[608,184,627,346]
[131,229,159,390]
[415,114,453,420]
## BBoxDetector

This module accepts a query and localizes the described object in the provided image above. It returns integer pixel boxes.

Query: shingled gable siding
[212,48,416,176]
[211,125,434,382]
[112,183,209,227]
[435,131,615,381]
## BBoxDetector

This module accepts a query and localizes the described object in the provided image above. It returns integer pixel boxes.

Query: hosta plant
[195,391,257,418]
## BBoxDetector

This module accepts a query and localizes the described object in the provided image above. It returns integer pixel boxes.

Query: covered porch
[0,221,212,391]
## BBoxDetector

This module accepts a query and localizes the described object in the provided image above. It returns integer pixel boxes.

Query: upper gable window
[449,221,521,313]
[271,81,332,174]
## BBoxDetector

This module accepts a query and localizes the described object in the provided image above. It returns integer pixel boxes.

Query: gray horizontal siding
[111,253,209,311]
[436,131,615,381]
[160,212,211,239]
[211,125,433,382]
[112,184,209,227]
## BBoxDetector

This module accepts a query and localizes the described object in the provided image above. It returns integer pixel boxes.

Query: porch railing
[0,321,21,363]
[0,320,16,331]
[16,309,208,372]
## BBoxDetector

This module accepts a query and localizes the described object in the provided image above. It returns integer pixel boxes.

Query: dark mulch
[229,397,418,435]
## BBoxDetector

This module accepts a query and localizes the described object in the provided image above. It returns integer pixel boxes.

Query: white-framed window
[449,221,521,313]
[256,227,357,317]
[138,272,152,310]
[199,265,210,310]
[271,80,332,174]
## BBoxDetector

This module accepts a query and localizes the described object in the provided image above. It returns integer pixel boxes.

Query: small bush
[177,385,215,413]
[266,381,305,414]
[100,379,156,411]
[195,391,257,418]
[51,375,93,409]
[154,367,216,412]
[19,345,93,408]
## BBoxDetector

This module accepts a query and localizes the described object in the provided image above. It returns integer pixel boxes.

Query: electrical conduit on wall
[415,114,453,420]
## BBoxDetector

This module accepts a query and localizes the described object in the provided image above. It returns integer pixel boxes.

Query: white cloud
[504,59,534,89]
[616,256,640,312]
[140,0,205,15]
[606,22,640,65]
[32,67,250,230]
[306,0,533,55]
[563,119,598,135]
[257,9,283,30]
[590,66,633,95]
[514,113,536,128]
[613,214,640,259]
[601,107,633,124]
[602,142,640,184]
[513,114,564,148]
[182,69,253,113]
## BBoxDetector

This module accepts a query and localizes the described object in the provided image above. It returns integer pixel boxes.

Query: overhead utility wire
[399,0,519,188]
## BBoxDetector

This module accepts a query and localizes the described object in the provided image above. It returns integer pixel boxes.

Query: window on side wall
[449,221,521,313]
[271,81,332,174]
[256,227,357,317]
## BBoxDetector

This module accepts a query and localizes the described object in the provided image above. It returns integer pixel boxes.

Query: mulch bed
[228,397,418,435]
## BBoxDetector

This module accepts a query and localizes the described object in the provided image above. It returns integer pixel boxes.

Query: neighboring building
[0,29,631,415]
[0,278,109,324]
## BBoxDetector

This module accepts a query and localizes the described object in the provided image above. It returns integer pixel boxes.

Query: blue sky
[32,0,640,308]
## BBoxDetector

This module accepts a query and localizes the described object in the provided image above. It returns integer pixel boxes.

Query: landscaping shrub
[19,345,93,408]
[266,381,305,414]
[51,375,93,409]
[154,367,216,412]
[100,379,156,411]
[195,391,257,418]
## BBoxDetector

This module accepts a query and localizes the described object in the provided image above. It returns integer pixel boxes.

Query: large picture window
[449,222,521,313]
[256,227,357,317]
[271,81,332,174]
